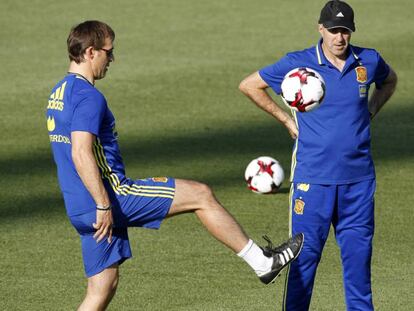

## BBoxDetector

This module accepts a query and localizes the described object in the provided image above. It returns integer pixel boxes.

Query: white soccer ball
[281,67,325,112]
[244,156,285,194]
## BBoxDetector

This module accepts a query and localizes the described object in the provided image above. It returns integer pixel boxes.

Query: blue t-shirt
[46,74,127,216]
[259,40,390,184]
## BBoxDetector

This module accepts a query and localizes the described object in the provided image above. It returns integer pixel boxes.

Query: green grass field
[1,0,413,310]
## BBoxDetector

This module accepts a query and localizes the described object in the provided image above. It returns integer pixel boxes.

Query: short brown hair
[67,20,115,64]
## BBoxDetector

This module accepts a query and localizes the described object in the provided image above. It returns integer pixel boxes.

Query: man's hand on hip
[93,209,114,243]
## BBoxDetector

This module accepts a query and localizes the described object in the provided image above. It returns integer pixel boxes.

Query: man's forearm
[72,146,111,208]
[239,72,298,139]
[239,81,291,124]
[369,69,398,118]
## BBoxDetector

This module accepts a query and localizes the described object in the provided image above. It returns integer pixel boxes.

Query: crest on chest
[355,66,367,83]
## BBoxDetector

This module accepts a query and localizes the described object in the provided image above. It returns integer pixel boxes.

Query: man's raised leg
[168,179,304,284]
[168,179,249,252]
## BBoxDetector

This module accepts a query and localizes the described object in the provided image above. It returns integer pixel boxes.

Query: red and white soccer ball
[244,156,285,194]
[281,67,325,112]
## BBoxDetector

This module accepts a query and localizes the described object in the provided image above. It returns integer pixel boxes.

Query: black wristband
[96,204,112,211]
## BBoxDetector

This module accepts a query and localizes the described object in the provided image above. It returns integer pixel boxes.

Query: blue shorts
[69,177,175,278]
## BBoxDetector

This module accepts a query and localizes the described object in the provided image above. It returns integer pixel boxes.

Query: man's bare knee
[87,268,119,302]
[193,181,214,201]
[185,182,223,214]
[169,179,219,215]
[88,276,118,299]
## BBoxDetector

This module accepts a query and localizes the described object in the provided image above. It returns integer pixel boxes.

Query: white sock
[237,239,273,276]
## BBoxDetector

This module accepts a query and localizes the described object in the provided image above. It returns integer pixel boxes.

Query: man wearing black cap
[239,1,397,310]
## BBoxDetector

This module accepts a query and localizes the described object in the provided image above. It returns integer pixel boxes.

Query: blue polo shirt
[259,40,390,184]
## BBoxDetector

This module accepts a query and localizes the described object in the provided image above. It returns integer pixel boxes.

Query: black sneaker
[259,233,304,285]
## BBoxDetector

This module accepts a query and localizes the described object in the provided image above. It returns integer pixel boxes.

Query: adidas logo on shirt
[47,81,66,111]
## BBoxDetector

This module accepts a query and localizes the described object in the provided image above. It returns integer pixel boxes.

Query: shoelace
[262,235,288,255]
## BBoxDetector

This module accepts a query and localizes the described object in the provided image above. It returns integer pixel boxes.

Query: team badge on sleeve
[355,66,367,83]
[152,177,169,183]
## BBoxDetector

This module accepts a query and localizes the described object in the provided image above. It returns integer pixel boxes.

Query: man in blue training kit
[46,21,304,310]
[239,1,397,310]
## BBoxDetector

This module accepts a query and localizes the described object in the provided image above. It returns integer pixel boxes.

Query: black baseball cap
[319,0,355,32]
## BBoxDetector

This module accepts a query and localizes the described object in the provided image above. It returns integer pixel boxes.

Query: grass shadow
[0,103,412,221]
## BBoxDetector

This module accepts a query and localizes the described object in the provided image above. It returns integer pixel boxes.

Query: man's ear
[317,24,324,35]
[84,46,95,61]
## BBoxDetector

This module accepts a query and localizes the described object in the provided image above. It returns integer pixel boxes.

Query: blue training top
[46,74,127,216]
[259,40,390,184]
